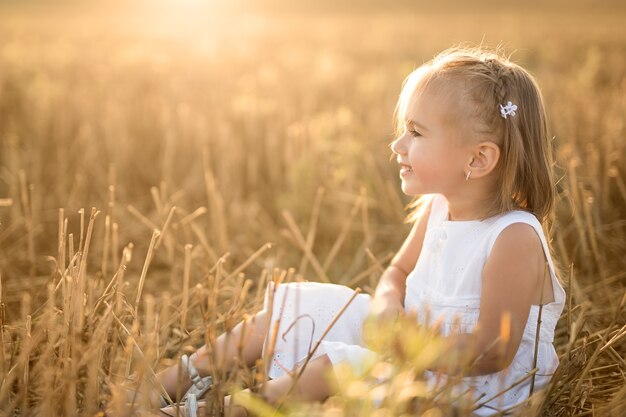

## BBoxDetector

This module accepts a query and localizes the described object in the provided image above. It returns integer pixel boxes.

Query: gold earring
[465,171,471,181]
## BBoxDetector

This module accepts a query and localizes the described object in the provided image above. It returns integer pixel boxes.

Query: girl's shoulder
[476,209,545,258]
[483,211,566,307]
[487,208,543,236]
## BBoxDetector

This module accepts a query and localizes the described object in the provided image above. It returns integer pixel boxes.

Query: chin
[400,180,424,197]
[401,186,420,196]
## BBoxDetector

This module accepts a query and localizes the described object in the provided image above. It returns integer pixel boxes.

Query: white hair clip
[499,101,518,119]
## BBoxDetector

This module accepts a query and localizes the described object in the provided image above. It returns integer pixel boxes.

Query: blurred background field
[0,0,625,415]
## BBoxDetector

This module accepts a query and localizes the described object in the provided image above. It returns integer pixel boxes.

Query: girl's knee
[310,354,333,370]
[295,354,336,400]
[262,354,335,404]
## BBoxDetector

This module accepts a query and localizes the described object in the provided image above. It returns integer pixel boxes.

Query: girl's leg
[262,354,335,403]
[159,354,336,416]
[158,310,269,400]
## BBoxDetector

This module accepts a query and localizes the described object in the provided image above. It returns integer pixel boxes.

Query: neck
[444,189,496,221]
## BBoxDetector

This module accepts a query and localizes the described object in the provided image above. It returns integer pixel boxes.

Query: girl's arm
[370,197,433,320]
[435,222,549,375]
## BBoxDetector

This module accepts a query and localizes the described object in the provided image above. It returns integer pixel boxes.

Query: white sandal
[160,353,213,411]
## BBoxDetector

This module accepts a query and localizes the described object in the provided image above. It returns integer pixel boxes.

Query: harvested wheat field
[0,0,625,416]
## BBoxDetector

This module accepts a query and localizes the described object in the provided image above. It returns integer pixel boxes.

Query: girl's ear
[467,141,500,178]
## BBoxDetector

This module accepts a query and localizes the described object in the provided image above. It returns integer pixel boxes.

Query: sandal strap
[180,354,213,402]
[184,393,198,417]
[181,354,209,390]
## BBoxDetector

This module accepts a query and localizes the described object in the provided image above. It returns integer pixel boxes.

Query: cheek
[408,147,435,173]
[407,147,452,184]
[407,145,422,164]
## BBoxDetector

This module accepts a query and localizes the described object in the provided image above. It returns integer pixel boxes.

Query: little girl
[129,46,566,417]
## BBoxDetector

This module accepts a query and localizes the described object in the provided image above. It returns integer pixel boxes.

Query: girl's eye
[409,130,422,138]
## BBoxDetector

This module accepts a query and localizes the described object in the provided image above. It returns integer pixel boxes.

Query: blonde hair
[397,46,556,233]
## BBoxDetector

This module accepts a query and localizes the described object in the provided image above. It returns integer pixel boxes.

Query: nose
[390,135,406,155]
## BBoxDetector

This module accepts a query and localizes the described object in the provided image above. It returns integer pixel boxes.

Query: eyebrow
[406,119,429,133]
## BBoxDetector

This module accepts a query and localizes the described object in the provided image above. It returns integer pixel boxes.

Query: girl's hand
[368,297,405,322]
[363,299,406,354]
[364,297,406,351]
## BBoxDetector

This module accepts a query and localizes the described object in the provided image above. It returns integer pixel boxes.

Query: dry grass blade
[0,272,4,380]
[127,205,159,231]
[102,213,111,277]
[298,187,325,277]
[322,195,363,271]
[203,146,229,253]
[18,170,35,275]
[109,309,173,405]
[282,210,330,282]
[347,251,394,288]
[181,243,192,331]
[154,205,177,251]
[134,229,161,318]
[179,206,207,226]
[226,242,274,281]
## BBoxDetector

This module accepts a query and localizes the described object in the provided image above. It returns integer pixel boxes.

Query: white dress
[262,194,566,415]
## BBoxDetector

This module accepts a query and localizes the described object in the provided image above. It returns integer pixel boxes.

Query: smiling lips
[400,163,413,174]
